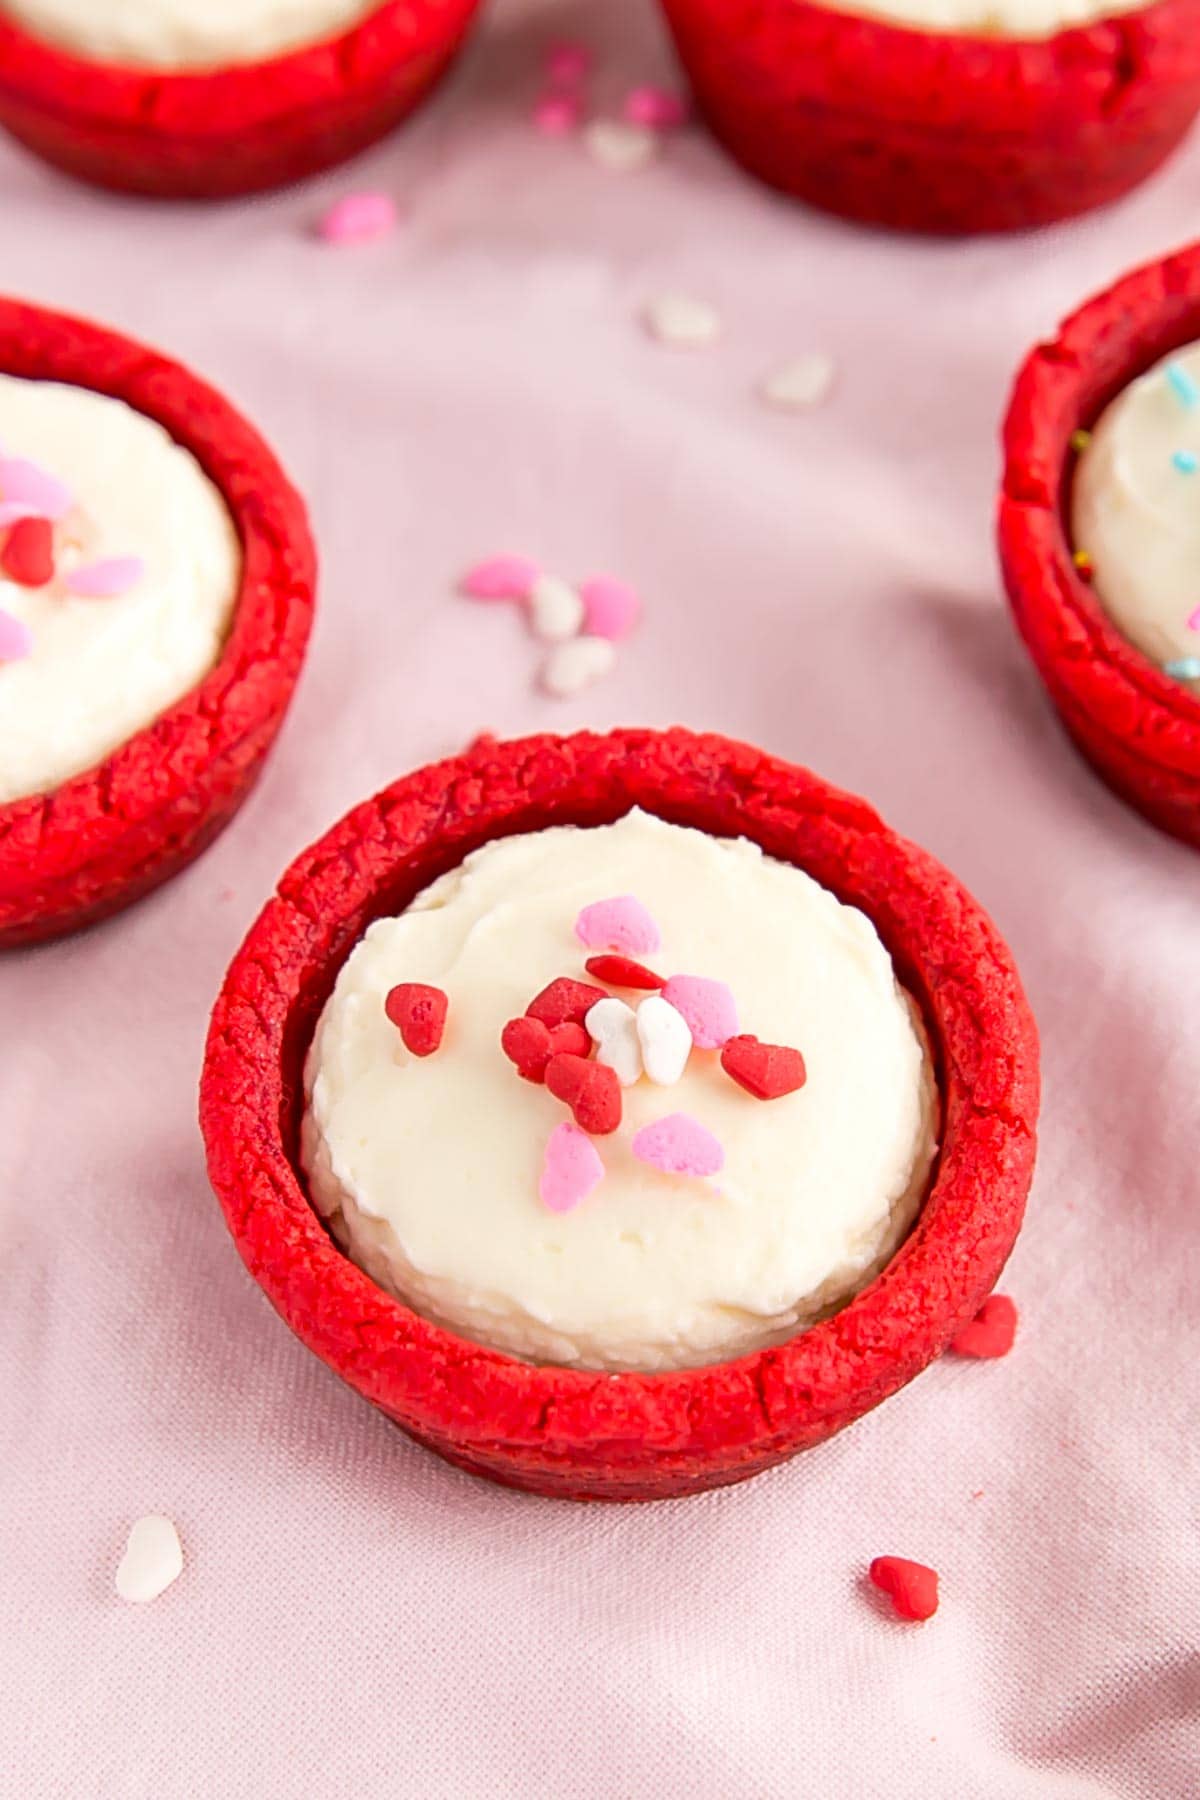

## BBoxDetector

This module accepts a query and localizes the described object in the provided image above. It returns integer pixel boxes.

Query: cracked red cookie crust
[658,0,1200,233]
[0,297,315,948]
[999,243,1200,850]
[0,0,481,198]
[200,729,1040,1502]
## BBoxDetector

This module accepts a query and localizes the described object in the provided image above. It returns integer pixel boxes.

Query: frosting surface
[1,0,377,68]
[1072,342,1200,691]
[0,376,240,806]
[301,812,939,1374]
[828,0,1142,36]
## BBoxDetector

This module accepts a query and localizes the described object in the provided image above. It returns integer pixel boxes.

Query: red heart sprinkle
[869,1557,939,1622]
[501,1017,588,1082]
[585,954,665,990]
[526,977,608,1028]
[950,1294,1018,1360]
[720,1034,807,1099]
[1,516,55,588]
[545,1052,621,1135]
[384,983,448,1057]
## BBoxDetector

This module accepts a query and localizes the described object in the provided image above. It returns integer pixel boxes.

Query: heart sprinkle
[0,606,33,662]
[64,556,145,599]
[546,1052,622,1135]
[544,40,591,86]
[759,354,836,411]
[585,996,643,1087]
[950,1294,1018,1360]
[533,92,583,135]
[575,895,661,955]
[318,192,398,245]
[632,1113,724,1178]
[384,983,448,1057]
[461,554,542,601]
[115,1514,183,1605]
[584,119,659,174]
[643,294,722,349]
[526,977,608,1028]
[636,995,693,1086]
[579,574,641,642]
[539,634,615,697]
[501,1016,588,1083]
[540,1122,604,1214]
[0,455,72,521]
[868,1557,939,1623]
[660,975,738,1050]
[720,1035,807,1100]
[1,516,54,587]
[623,86,689,130]
[585,954,664,990]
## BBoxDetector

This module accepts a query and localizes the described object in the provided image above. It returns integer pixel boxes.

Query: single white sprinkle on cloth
[115,1514,183,1604]
[759,354,836,410]
[585,120,659,173]
[644,295,722,349]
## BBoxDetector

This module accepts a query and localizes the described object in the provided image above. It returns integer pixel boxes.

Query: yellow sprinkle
[1070,429,1092,454]
[1073,549,1093,572]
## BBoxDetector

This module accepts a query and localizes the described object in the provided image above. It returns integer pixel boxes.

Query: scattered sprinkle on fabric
[528,573,585,642]
[0,605,33,662]
[1187,605,1200,632]
[950,1293,1018,1359]
[317,192,397,245]
[540,634,616,696]
[1172,449,1198,474]
[643,293,722,349]
[759,354,836,410]
[868,1557,939,1622]
[623,86,689,130]
[575,896,661,955]
[64,556,145,599]
[461,554,541,601]
[1163,656,1200,680]
[544,40,591,86]
[635,995,693,1086]
[1069,428,1092,453]
[533,92,583,136]
[632,1112,724,1178]
[579,574,641,641]
[115,1515,183,1605]
[584,120,659,173]
[540,1122,604,1213]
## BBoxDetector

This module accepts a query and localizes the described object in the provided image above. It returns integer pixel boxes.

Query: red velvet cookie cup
[0,0,482,198]
[200,729,1040,1502]
[658,0,1200,234]
[999,244,1200,850]
[0,298,315,948]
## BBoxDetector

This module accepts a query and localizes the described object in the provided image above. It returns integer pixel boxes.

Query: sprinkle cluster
[0,449,145,665]
[531,38,688,169]
[461,555,641,698]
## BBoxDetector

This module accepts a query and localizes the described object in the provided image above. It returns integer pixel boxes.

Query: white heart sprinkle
[586,997,644,1087]
[585,120,659,174]
[644,294,722,350]
[636,994,692,1086]
[528,573,585,643]
[759,354,836,411]
[115,1514,183,1605]
[540,635,616,698]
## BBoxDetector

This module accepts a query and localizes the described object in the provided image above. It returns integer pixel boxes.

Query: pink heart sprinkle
[580,575,641,642]
[0,606,32,663]
[632,1114,724,1179]
[0,456,72,522]
[1188,605,1200,633]
[64,557,145,598]
[539,1121,605,1214]
[318,192,398,246]
[623,86,689,130]
[545,41,591,86]
[461,554,542,601]
[660,976,739,1050]
[533,92,583,136]
[575,895,661,955]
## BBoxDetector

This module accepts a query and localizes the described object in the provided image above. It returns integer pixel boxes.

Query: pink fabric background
[1,2,1198,1794]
